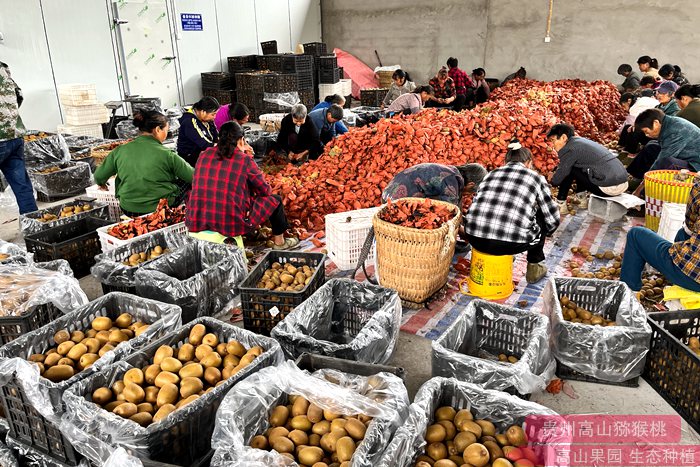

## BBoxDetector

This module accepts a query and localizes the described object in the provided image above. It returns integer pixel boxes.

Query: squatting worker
[464,140,560,284]
[386,85,434,116]
[276,104,323,163]
[675,84,700,128]
[186,121,299,250]
[177,96,220,167]
[382,163,487,207]
[213,102,250,131]
[381,70,415,108]
[308,104,345,145]
[621,174,700,293]
[547,123,628,215]
[94,110,194,216]
[312,94,349,135]
[0,60,37,214]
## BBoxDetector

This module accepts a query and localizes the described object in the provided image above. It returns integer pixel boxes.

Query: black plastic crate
[236,90,265,110]
[557,361,639,387]
[266,73,297,92]
[202,87,234,105]
[28,161,92,201]
[279,54,314,73]
[296,353,406,379]
[319,68,342,84]
[260,40,277,55]
[256,55,270,70]
[296,70,315,91]
[298,90,315,107]
[303,42,327,56]
[24,217,113,277]
[227,55,257,72]
[240,251,326,336]
[61,317,280,465]
[318,55,338,70]
[361,88,389,107]
[644,310,700,434]
[0,302,62,346]
[200,72,233,90]
[20,199,109,236]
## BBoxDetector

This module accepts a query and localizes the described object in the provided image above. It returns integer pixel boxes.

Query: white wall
[0,0,321,131]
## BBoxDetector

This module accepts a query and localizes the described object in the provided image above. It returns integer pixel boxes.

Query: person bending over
[386,86,434,116]
[464,140,560,284]
[177,96,220,167]
[382,162,487,207]
[275,104,323,163]
[617,64,641,92]
[308,105,345,145]
[214,102,250,131]
[656,80,680,116]
[381,70,416,108]
[186,121,298,250]
[547,123,628,214]
[676,84,700,128]
[95,110,193,216]
[621,174,700,293]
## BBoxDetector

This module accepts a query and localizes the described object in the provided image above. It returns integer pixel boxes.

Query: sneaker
[272,237,300,250]
[557,200,569,216]
[576,192,589,210]
[526,262,548,284]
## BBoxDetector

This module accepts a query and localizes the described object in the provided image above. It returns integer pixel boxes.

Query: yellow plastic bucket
[645,170,696,231]
[465,249,514,300]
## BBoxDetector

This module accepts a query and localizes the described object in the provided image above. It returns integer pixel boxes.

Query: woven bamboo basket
[372,198,461,303]
[376,70,394,88]
[644,170,696,231]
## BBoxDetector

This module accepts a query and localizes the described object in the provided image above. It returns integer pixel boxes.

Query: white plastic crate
[57,123,103,138]
[58,84,97,106]
[97,216,188,252]
[340,78,352,96]
[325,206,381,270]
[318,82,345,102]
[85,182,120,221]
[63,104,110,126]
[658,202,686,242]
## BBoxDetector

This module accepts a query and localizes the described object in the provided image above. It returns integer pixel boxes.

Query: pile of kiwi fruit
[558,295,615,326]
[121,245,169,266]
[38,203,93,223]
[415,406,536,467]
[255,261,316,292]
[35,166,61,175]
[497,354,519,364]
[0,253,8,262]
[249,395,372,466]
[27,313,150,383]
[638,276,667,301]
[568,247,622,280]
[87,323,264,427]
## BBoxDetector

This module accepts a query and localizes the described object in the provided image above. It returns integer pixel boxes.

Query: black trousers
[553,167,608,201]
[627,141,661,179]
[467,210,547,264]
[618,124,650,154]
[269,194,289,235]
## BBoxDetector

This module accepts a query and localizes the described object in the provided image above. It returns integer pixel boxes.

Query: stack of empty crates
[201,72,235,105]
[57,84,108,138]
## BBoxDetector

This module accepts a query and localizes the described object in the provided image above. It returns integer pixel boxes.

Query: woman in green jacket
[676,84,700,128]
[94,110,194,216]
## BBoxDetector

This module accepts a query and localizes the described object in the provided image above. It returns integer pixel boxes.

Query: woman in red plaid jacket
[186,121,299,249]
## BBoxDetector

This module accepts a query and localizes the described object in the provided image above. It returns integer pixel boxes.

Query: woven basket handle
[352,226,378,284]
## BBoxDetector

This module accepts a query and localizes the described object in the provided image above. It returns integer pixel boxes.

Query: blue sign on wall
[181,13,203,31]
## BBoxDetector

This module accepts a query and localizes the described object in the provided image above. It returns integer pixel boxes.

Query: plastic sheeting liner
[334,48,379,99]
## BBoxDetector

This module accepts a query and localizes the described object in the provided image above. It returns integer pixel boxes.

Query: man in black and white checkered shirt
[465,141,561,283]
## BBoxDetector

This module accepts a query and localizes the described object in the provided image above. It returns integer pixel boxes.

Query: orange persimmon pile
[267,79,625,230]
[108,199,185,240]
[378,198,456,230]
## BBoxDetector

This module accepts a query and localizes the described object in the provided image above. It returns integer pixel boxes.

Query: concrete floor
[2,196,700,447]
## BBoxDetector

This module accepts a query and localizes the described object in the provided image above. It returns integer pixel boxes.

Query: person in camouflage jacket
[0,61,37,214]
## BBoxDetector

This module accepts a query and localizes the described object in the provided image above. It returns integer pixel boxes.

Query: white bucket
[658,202,686,242]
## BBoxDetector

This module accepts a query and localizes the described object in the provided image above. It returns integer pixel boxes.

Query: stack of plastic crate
[56,84,108,138]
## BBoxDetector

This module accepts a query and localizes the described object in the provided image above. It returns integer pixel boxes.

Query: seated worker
[621,174,700,293]
[311,96,349,136]
[676,84,700,128]
[308,105,345,145]
[177,96,220,167]
[471,68,491,105]
[385,85,434,116]
[381,69,416,108]
[618,92,658,153]
[382,162,487,207]
[275,104,323,163]
[639,75,659,91]
[95,110,194,216]
[186,121,298,250]
[446,58,473,111]
[213,102,250,131]
[464,140,560,284]
[547,123,629,213]
[659,63,689,87]
[656,80,680,116]
[427,67,465,111]
[502,66,527,86]
[617,64,641,92]
[637,56,661,81]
